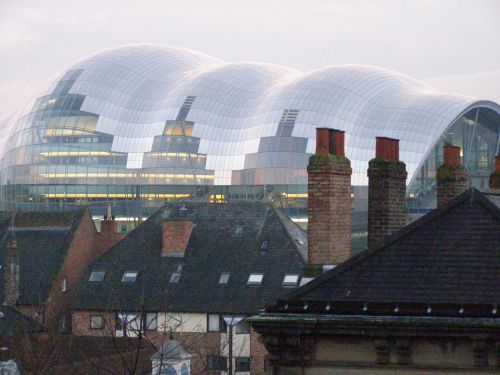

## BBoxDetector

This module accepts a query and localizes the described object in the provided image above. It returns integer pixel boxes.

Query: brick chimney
[436,145,468,207]
[162,220,193,256]
[488,155,500,190]
[368,137,407,249]
[96,204,125,256]
[307,128,352,266]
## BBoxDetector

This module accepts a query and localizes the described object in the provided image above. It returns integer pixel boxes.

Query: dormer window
[121,271,138,283]
[282,274,299,287]
[247,274,263,285]
[219,272,230,284]
[260,240,269,250]
[89,271,106,282]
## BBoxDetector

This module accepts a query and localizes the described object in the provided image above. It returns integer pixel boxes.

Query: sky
[0,0,499,123]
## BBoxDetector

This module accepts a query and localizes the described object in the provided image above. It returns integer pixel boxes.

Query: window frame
[235,357,251,372]
[207,313,220,332]
[282,274,300,287]
[218,272,230,285]
[207,355,227,372]
[121,271,138,283]
[247,273,264,286]
[90,315,104,330]
[145,312,158,331]
[235,320,250,334]
[89,270,106,282]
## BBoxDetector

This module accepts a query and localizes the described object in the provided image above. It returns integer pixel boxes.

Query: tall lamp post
[222,316,244,375]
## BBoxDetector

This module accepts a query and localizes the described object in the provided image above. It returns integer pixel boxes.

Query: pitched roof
[74,202,306,315]
[0,210,85,305]
[275,189,500,314]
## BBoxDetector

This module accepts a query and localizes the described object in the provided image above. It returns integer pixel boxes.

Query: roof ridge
[284,188,489,301]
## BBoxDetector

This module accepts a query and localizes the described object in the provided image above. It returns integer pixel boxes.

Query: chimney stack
[307,128,352,266]
[488,155,500,190]
[436,145,468,207]
[162,220,194,257]
[368,137,407,248]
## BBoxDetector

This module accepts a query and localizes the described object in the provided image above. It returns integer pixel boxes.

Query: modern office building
[1,44,499,223]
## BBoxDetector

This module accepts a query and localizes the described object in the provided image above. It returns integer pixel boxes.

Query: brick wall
[44,208,97,330]
[437,145,468,207]
[307,128,352,265]
[250,327,267,374]
[367,138,407,249]
[162,220,193,254]
[72,310,116,336]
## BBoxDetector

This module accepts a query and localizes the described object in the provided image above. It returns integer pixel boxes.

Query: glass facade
[1,45,499,223]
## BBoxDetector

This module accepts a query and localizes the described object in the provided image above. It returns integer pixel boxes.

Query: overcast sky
[1,0,499,122]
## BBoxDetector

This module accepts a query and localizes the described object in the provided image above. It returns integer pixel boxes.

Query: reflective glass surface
[0,45,499,221]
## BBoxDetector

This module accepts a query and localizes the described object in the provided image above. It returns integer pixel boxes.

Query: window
[116,313,140,334]
[90,315,103,329]
[282,274,299,287]
[247,274,263,285]
[62,277,67,292]
[260,240,269,250]
[89,271,106,282]
[170,272,181,283]
[146,313,157,331]
[207,313,220,332]
[235,357,251,372]
[235,321,250,334]
[121,271,138,283]
[60,315,67,331]
[235,225,243,234]
[219,272,230,284]
[207,356,227,371]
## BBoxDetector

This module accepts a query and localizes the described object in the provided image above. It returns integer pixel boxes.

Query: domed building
[1,44,499,225]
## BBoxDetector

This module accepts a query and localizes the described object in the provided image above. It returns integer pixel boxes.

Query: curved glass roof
[2,44,499,189]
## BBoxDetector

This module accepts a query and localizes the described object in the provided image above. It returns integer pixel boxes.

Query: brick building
[72,201,308,374]
[0,209,123,331]
[250,141,500,374]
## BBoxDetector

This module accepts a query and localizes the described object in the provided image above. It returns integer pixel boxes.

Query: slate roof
[74,202,306,315]
[271,189,500,315]
[0,210,85,305]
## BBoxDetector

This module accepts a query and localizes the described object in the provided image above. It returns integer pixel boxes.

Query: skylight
[235,225,243,234]
[260,240,269,250]
[282,274,299,287]
[170,272,181,284]
[89,271,105,282]
[247,274,263,285]
[121,271,138,283]
[219,272,230,284]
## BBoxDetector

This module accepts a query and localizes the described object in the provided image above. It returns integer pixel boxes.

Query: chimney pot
[488,155,500,190]
[443,145,461,166]
[376,137,399,161]
[329,129,345,156]
[315,128,330,155]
